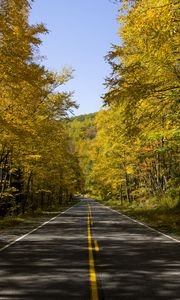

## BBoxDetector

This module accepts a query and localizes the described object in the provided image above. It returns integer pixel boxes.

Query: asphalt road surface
[0,198,180,300]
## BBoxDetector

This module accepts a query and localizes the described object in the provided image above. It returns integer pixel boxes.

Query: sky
[29,0,121,116]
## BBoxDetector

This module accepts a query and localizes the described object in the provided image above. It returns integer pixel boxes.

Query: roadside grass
[0,216,25,229]
[0,199,79,230]
[98,198,180,239]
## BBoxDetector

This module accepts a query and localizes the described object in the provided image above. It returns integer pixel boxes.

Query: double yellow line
[88,204,99,300]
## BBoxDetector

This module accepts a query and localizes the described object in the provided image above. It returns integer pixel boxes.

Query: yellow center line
[88,205,99,300]
[94,240,100,252]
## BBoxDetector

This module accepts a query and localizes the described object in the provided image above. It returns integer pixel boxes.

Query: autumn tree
[91,0,180,206]
[0,0,84,216]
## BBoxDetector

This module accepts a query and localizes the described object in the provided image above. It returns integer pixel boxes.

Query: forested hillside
[67,113,96,193]
[0,0,84,217]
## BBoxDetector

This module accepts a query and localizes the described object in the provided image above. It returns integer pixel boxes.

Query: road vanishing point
[0,198,180,299]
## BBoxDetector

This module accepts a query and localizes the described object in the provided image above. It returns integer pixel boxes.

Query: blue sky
[29,0,121,115]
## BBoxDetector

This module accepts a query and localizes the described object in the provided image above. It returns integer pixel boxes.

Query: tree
[91,0,180,206]
[0,0,84,215]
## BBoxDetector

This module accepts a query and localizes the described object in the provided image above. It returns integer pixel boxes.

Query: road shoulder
[0,201,80,251]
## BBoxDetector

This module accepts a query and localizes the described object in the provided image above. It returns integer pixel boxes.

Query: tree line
[0,0,84,216]
[69,0,179,209]
[90,0,179,206]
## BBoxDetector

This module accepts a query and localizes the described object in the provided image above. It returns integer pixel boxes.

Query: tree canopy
[0,0,84,215]
[90,0,180,206]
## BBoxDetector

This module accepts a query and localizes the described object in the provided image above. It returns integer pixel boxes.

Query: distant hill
[67,112,97,192]
[68,112,96,123]
[67,112,97,142]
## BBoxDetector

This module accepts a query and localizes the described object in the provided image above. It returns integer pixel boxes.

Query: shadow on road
[91,203,180,300]
[0,200,180,300]
[0,203,90,300]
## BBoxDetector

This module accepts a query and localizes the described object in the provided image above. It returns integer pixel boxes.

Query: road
[0,198,180,299]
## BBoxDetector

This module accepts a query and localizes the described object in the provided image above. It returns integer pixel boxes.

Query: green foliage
[67,113,97,193]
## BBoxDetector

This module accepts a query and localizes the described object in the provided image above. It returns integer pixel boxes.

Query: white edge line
[96,201,180,244]
[0,201,82,252]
